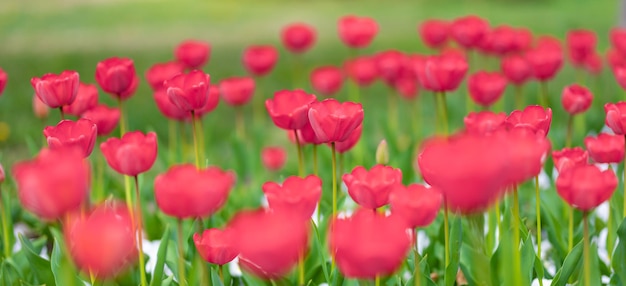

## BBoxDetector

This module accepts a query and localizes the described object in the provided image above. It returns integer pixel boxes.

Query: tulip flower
[335,123,363,154]
[468,71,508,107]
[81,105,121,137]
[562,84,593,115]
[505,105,552,136]
[344,56,378,87]
[416,53,468,93]
[153,88,187,121]
[62,83,98,117]
[526,39,563,106]
[605,102,626,134]
[31,70,80,117]
[463,111,506,135]
[100,131,157,177]
[610,27,626,57]
[450,15,490,50]
[164,70,211,113]
[552,147,588,173]
[220,76,256,107]
[281,23,316,54]
[583,53,603,75]
[343,164,402,210]
[194,85,220,119]
[175,40,211,69]
[389,184,442,229]
[337,15,378,49]
[557,164,617,211]
[145,61,185,90]
[566,29,597,67]
[242,45,278,77]
[95,57,138,100]
[64,202,136,279]
[0,67,6,96]
[375,50,406,86]
[418,19,450,49]
[584,133,625,163]
[154,164,235,219]
[194,228,238,265]
[261,146,287,172]
[262,175,322,220]
[33,95,49,120]
[501,55,532,108]
[44,119,98,158]
[12,147,90,220]
[330,209,411,279]
[308,99,364,143]
[506,127,551,185]
[310,66,344,97]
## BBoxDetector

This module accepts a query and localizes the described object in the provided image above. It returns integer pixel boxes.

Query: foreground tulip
[506,127,551,185]
[262,175,322,220]
[344,56,378,87]
[194,228,238,265]
[310,66,344,96]
[330,209,411,279]
[261,146,287,172]
[242,45,278,77]
[562,84,593,115]
[12,147,89,220]
[584,133,625,163]
[450,15,490,49]
[605,102,626,134]
[65,202,136,279]
[281,23,316,54]
[175,40,210,69]
[0,68,6,96]
[228,209,309,279]
[63,83,98,117]
[464,111,506,135]
[100,131,157,177]
[44,118,98,158]
[389,184,442,228]
[154,164,235,219]
[505,105,552,136]
[308,99,364,143]
[164,70,211,112]
[419,19,450,49]
[145,61,185,90]
[552,147,588,173]
[337,15,378,49]
[468,71,508,107]
[342,165,402,210]
[220,76,256,107]
[31,70,80,111]
[566,29,597,67]
[95,57,138,100]
[81,105,121,136]
[557,164,617,211]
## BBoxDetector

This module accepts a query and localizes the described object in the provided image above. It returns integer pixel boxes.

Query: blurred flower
[450,15,490,50]
[337,15,378,49]
[164,70,211,112]
[344,56,378,87]
[505,127,551,185]
[100,131,157,177]
[153,88,187,121]
[418,19,450,49]
[335,123,362,153]
[310,66,344,97]
[605,102,626,135]
[195,84,220,118]
[583,53,603,75]
[552,147,588,173]
[154,164,235,219]
[375,50,406,86]
[65,202,136,278]
[390,184,442,228]
[468,71,508,107]
[505,105,552,136]
[416,53,468,92]
[464,111,506,135]
[261,146,287,172]
[501,55,532,86]
[610,27,626,57]
[263,175,322,220]
[561,84,593,115]
[194,228,238,265]
[343,164,402,209]
[63,83,99,117]
[44,119,98,157]
[556,164,617,211]
[145,61,185,90]
[566,29,597,67]
[33,94,50,119]
[95,57,138,100]
[526,38,563,81]
[31,70,79,108]
[175,40,211,69]
[220,77,255,107]
[12,147,90,220]
[613,64,626,91]
[0,67,6,96]
[266,89,316,130]
[308,98,364,143]
[584,133,625,164]
[242,45,278,77]
[330,209,411,279]
[281,23,316,54]
[81,105,121,137]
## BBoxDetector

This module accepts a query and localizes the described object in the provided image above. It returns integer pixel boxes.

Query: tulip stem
[375,275,380,286]
[565,115,573,148]
[512,186,523,286]
[540,81,549,107]
[436,92,449,136]
[191,111,201,169]
[331,142,338,219]
[198,119,206,166]
[388,88,399,136]
[496,200,501,242]
[118,98,126,136]
[133,176,148,286]
[169,120,178,164]
[414,229,421,286]
[298,251,305,286]
[177,219,187,286]
[313,145,318,177]
[0,188,11,258]
[623,139,626,219]
[94,148,105,203]
[412,96,421,141]
[583,212,591,286]
[218,265,224,284]
[444,200,449,268]
[295,130,304,177]
[535,176,542,261]
[515,85,524,110]
[568,206,574,252]
[58,107,65,120]
[236,108,245,141]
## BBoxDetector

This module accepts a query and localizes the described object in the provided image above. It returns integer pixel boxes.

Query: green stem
[118,98,126,136]
[568,206,574,252]
[583,212,590,286]
[540,81,549,107]
[298,251,305,285]
[94,146,105,203]
[169,119,177,164]
[0,188,11,257]
[444,200,449,268]
[133,176,148,286]
[437,92,449,135]
[388,88,398,136]
[331,143,337,218]
[496,200,501,242]
[219,265,224,284]
[198,117,206,166]
[535,176,542,260]
[191,111,200,169]
[515,85,524,110]
[177,219,187,286]
[59,107,65,120]
[375,275,380,286]
[236,107,245,141]
[565,115,574,148]
[623,138,626,219]
[295,130,304,177]
[414,229,421,286]
[487,204,496,253]
[512,186,522,286]
[412,96,421,142]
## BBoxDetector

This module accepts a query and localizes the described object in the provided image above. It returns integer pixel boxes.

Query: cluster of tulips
[3,12,626,286]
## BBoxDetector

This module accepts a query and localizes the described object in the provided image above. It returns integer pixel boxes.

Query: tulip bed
[1,0,626,285]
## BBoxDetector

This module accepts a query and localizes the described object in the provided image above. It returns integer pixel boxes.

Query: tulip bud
[376,140,389,165]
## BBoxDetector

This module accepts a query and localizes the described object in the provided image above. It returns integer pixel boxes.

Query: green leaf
[50,228,83,286]
[311,221,330,282]
[1,258,22,286]
[550,240,583,286]
[611,217,626,284]
[18,234,55,285]
[211,267,224,286]
[150,226,170,286]
[445,216,462,286]
[520,235,535,285]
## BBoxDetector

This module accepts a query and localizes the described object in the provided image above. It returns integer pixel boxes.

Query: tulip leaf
[161,275,174,286]
[541,197,567,264]
[18,234,55,285]
[1,258,23,286]
[311,221,330,282]
[520,234,535,285]
[445,216,462,286]
[149,226,170,286]
[611,217,626,284]
[50,228,84,286]
[550,240,583,286]
[211,266,224,286]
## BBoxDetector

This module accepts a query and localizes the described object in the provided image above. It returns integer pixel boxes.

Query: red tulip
[154,164,235,219]
[145,61,185,90]
[0,67,6,96]
[566,29,597,66]
[419,19,450,49]
[393,73,419,100]
[552,147,588,173]
[344,56,378,87]
[505,127,551,185]
[0,163,5,183]
[584,133,625,163]
[501,55,532,85]
[31,70,79,108]
[481,25,518,56]
[262,175,322,220]
[164,70,211,112]
[336,123,363,153]
[561,84,593,115]
[310,66,344,96]
[526,40,563,81]
[389,184,442,228]
[464,111,506,135]
[175,40,211,69]
[265,89,317,130]
[468,71,508,107]
[416,53,468,92]
[605,102,626,135]
[153,88,187,121]
[610,27,626,56]
[100,131,157,177]
[195,84,220,118]
[613,64,626,91]
[512,27,533,53]
[343,164,402,209]
[298,120,324,145]
[44,119,98,158]
[281,23,316,54]
[330,209,411,279]
[375,50,407,86]
[12,147,90,220]
[220,76,255,107]
[450,15,490,49]
[308,99,364,143]
[64,202,136,278]
[194,229,238,265]
[556,164,617,211]
[505,105,552,136]
[33,94,50,119]
[583,53,603,75]
[228,209,309,279]
[608,49,626,70]
[63,83,98,117]
[337,15,378,49]
[242,45,278,76]
[261,146,287,171]
[95,57,138,99]
[81,105,121,136]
